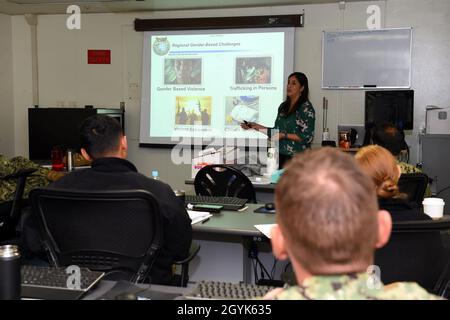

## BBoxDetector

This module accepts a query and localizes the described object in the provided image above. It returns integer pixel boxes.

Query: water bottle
[0,245,21,300]
[151,170,159,180]
[66,150,73,172]
[266,148,278,176]
[322,128,330,141]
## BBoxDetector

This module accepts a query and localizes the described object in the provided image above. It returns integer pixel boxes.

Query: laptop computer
[337,124,365,148]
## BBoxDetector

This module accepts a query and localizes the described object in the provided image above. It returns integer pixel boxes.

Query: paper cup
[422,198,445,219]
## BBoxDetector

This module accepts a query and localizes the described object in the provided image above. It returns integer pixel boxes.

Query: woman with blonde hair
[355,145,402,198]
[355,145,444,291]
[355,145,428,221]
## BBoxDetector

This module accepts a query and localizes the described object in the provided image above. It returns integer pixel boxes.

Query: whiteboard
[322,28,412,89]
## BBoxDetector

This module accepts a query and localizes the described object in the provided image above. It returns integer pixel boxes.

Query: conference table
[189,203,277,284]
[192,203,275,236]
[192,203,450,235]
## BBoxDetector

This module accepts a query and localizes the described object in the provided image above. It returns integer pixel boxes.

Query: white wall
[11,15,32,158]
[8,0,450,188]
[386,0,450,164]
[0,13,14,157]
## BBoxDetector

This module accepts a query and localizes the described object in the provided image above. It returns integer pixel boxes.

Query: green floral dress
[273,101,315,156]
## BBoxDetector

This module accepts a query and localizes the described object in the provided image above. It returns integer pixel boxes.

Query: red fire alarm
[87,50,111,64]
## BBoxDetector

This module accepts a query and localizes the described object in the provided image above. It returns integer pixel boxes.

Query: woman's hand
[240,121,252,130]
[240,122,267,131]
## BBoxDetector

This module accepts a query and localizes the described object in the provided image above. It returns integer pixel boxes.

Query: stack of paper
[254,224,277,239]
[188,210,213,225]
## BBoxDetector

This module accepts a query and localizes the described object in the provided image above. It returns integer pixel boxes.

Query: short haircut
[275,148,379,273]
[372,123,407,156]
[80,115,123,159]
[355,145,401,199]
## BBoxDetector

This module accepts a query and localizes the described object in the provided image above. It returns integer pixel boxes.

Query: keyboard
[21,265,105,300]
[185,195,247,211]
[184,281,275,300]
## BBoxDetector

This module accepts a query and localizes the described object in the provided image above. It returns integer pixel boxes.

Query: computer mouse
[265,202,275,211]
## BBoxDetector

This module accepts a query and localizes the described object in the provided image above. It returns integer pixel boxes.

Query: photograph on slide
[225,96,259,126]
[164,58,202,85]
[235,57,272,84]
[175,96,212,126]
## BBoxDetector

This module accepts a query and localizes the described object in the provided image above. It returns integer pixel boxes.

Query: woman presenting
[241,72,315,168]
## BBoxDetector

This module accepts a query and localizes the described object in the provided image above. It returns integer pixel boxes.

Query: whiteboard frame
[321,28,413,90]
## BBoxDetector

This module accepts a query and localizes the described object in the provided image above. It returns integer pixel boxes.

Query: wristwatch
[282,131,288,139]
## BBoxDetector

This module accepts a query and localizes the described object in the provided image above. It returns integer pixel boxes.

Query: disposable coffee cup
[322,130,330,141]
[422,197,445,219]
[265,147,278,175]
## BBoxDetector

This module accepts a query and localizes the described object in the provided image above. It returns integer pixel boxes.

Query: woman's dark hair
[280,72,310,116]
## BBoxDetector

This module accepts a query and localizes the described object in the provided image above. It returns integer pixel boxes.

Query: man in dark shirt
[49,115,192,285]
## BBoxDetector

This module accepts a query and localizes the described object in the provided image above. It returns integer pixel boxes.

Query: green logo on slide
[153,37,170,56]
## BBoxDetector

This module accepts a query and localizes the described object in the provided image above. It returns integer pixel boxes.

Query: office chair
[398,172,429,208]
[0,168,37,242]
[321,140,336,147]
[172,242,200,287]
[375,217,450,296]
[194,164,256,203]
[30,188,164,283]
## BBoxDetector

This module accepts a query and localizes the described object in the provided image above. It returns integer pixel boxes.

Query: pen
[238,206,248,212]
[202,218,210,224]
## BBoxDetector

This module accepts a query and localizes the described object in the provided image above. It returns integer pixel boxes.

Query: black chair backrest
[321,140,336,147]
[398,172,428,208]
[0,168,36,241]
[194,164,256,203]
[30,188,163,283]
[375,218,450,295]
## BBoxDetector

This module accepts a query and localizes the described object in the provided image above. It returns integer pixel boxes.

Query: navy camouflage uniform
[263,273,441,300]
[0,155,51,203]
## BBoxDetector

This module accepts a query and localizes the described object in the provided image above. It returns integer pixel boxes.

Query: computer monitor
[28,108,124,161]
[365,90,414,130]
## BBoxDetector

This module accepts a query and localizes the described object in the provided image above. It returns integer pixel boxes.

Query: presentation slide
[139,28,294,146]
